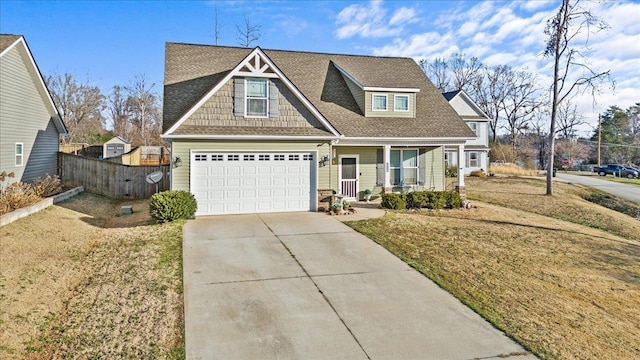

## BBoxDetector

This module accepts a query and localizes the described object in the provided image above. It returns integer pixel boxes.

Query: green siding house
[0,35,67,185]
[162,43,474,216]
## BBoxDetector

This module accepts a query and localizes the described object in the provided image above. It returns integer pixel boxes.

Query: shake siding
[364,92,415,118]
[341,74,365,114]
[186,79,325,129]
[0,46,58,184]
[171,140,331,191]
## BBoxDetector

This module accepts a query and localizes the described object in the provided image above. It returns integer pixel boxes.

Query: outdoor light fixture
[173,156,182,168]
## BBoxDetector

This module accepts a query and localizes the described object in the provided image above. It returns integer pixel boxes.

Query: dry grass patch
[0,193,184,359]
[465,176,640,240]
[488,164,540,176]
[347,205,640,359]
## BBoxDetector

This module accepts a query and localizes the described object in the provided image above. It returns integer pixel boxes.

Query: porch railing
[340,179,358,198]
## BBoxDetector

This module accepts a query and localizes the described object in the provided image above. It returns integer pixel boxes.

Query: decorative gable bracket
[235,52,278,78]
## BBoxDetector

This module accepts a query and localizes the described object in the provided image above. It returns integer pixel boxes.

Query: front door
[339,155,359,199]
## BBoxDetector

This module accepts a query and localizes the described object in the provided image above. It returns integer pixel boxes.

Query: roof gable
[0,34,67,134]
[164,46,340,137]
[105,135,130,144]
[444,90,490,120]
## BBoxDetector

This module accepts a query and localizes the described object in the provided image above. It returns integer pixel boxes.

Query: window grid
[289,154,300,161]
[372,94,387,111]
[227,154,240,161]
[211,154,223,161]
[243,154,255,161]
[390,149,418,186]
[245,78,268,118]
[259,154,270,161]
[194,154,207,161]
[394,95,409,112]
[15,143,23,167]
[274,154,285,161]
[303,154,313,161]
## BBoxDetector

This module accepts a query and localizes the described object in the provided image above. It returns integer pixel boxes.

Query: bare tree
[499,68,541,149]
[236,15,261,47]
[126,74,162,146]
[450,54,484,98]
[556,100,586,139]
[474,65,510,143]
[107,85,130,140]
[419,57,449,92]
[544,0,612,195]
[46,73,106,144]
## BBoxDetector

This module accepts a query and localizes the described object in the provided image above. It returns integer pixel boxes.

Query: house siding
[0,45,58,184]
[340,74,365,114]
[331,146,445,197]
[364,92,415,118]
[186,78,325,129]
[171,140,331,192]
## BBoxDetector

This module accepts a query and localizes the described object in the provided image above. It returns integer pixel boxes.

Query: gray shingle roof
[163,43,475,139]
[0,34,22,53]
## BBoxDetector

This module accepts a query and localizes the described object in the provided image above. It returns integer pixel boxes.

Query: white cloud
[521,0,555,12]
[334,0,416,39]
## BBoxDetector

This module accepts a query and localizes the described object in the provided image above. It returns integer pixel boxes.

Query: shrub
[0,182,41,215]
[407,191,428,208]
[149,190,197,223]
[469,169,487,178]
[31,174,62,197]
[427,191,447,210]
[445,191,462,209]
[445,165,458,178]
[381,193,407,210]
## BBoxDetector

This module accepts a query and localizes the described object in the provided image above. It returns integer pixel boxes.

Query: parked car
[592,164,639,178]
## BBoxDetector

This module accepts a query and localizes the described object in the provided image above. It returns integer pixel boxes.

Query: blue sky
[2,0,638,136]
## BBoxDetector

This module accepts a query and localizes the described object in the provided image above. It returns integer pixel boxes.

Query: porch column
[383,145,392,192]
[456,144,465,198]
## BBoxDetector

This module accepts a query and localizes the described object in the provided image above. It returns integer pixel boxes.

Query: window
[394,95,409,112]
[245,78,268,117]
[15,143,23,166]
[243,154,255,161]
[211,154,223,161]
[467,152,479,168]
[390,149,418,185]
[274,154,285,161]
[195,154,207,161]
[227,154,240,161]
[303,154,313,161]
[288,154,300,161]
[372,94,387,111]
[468,122,478,136]
[259,154,270,161]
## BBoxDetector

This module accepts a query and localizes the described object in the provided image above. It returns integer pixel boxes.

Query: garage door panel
[191,151,315,216]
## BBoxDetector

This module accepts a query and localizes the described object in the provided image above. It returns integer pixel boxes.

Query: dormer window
[372,94,387,111]
[246,78,268,117]
[394,95,409,112]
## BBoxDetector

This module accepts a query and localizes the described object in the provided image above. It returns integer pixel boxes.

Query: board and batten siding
[364,92,416,118]
[171,140,332,192]
[0,44,59,184]
[422,146,445,191]
[186,78,325,129]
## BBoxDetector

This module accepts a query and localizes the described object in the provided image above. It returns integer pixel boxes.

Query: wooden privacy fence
[58,152,170,199]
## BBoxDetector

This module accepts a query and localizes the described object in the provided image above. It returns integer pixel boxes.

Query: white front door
[339,155,359,199]
[190,151,316,215]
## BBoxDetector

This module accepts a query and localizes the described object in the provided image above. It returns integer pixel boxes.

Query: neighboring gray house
[162,43,475,216]
[0,34,67,186]
[102,136,131,159]
[443,90,490,175]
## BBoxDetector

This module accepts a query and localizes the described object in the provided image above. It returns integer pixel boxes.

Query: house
[443,90,490,174]
[110,146,171,165]
[162,43,475,216]
[102,136,131,159]
[0,34,67,186]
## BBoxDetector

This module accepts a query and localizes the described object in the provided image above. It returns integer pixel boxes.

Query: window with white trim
[467,152,479,168]
[468,122,478,136]
[245,78,268,117]
[394,95,409,112]
[15,143,23,166]
[372,94,387,111]
[390,149,418,186]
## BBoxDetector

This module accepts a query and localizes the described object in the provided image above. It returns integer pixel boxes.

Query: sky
[1,0,639,137]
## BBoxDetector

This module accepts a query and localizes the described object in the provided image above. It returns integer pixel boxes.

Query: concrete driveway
[183,212,536,360]
[556,172,640,203]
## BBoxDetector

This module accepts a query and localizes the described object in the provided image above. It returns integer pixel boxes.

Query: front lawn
[0,193,184,359]
[346,178,640,360]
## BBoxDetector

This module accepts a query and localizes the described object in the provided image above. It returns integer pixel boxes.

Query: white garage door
[191,151,316,215]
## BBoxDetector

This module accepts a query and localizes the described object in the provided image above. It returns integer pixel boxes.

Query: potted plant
[363,189,372,202]
[342,199,350,211]
[331,202,343,214]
